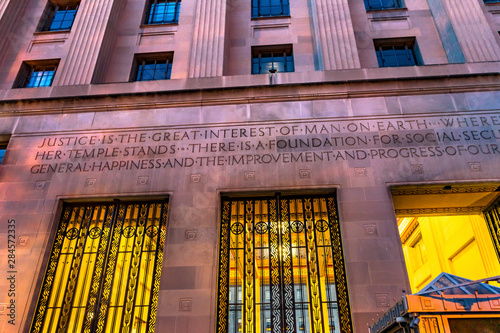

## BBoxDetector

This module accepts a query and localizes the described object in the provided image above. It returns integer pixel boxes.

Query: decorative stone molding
[395,206,484,216]
[391,184,500,196]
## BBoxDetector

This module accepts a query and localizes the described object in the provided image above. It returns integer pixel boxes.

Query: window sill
[366,7,407,12]
[33,30,71,36]
[367,7,408,20]
[140,22,179,28]
[251,15,291,21]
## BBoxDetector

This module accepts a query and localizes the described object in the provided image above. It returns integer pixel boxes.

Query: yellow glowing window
[216,194,353,333]
[30,200,168,333]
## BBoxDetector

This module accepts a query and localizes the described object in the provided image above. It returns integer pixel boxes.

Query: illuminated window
[16,61,59,88]
[133,53,173,81]
[252,45,294,74]
[216,194,352,333]
[145,0,181,25]
[30,200,168,333]
[39,1,79,31]
[252,0,290,17]
[364,0,403,10]
[374,38,422,67]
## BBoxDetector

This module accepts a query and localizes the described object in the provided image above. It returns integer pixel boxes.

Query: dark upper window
[252,45,294,74]
[146,0,181,24]
[484,0,500,3]
[15,61,59,88]
[252,0,290,18]
[39,1,79,31]
[374,39,422,67]
[133,53,173,81]
[0,144,6,165]
[364,0,403,10]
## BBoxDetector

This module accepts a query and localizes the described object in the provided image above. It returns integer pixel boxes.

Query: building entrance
[391,184,500,293]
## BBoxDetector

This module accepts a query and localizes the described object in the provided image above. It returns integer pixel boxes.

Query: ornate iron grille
[30,200,168,333]
[484,199,500,261]
[217,194,352,333]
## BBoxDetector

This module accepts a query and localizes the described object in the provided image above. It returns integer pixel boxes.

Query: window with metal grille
[363,0,403,10]
[252,45,294,74]
[39,1,79,31]
[216,193,353,333]
[374,38,422,67]
[133,53,173,81]
[145,0,181,25]
[30,200,168,333]
[16,61,59,88]
[252,0,290,17]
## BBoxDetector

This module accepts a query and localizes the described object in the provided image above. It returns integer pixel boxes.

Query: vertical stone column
[0,0,30,65]
[442,0,500,62]
[0,0,10,18]
[188,0,226,78]
[314,0,360,70]
[56,0,118,86]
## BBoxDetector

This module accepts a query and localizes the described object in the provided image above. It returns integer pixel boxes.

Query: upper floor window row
[252,45,294,74]
[145,0,181,25]
[364,0,403,10]
[252,0,290,18]
[484,0,500,3]
[0,145,6,165]
[39,1,79,32]
[15,60,59,88]
[133,53,173,81]
[374,38,422,67]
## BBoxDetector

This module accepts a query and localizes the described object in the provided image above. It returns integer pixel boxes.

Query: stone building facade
[0,0,499,332]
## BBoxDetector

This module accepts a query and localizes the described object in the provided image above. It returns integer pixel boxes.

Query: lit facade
[0,0,500,332]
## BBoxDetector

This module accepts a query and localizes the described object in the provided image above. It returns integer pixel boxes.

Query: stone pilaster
[56,0,119,86]
[442,0,500,62]
[0,0,10,18]
[188,0,226,78]
[314,0,360,70]
[0,0,29,66]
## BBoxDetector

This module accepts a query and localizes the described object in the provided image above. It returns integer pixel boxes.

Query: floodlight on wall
[269,68,277,84]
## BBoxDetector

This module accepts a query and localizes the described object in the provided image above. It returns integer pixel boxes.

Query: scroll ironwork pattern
[30,200,168,333]
[217,194,352,333]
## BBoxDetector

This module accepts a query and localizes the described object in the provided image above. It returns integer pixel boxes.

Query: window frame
[251,45,295,74]
[144,0,181,25]
[15,60,59,88]
[374,38,422,68]
[132,53,174,82]
[29,199,169,333]
[0,139,8,165]
[251,0,290,18]
[216,193,353,333]
[38,0,80,32]
[363,0,404,11]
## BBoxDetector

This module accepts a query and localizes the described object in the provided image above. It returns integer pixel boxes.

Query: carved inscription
[30,115,500,174]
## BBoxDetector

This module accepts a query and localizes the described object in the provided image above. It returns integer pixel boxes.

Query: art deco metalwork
[484,199,500,260]
[30,200,168,333]
[216,194,352,333]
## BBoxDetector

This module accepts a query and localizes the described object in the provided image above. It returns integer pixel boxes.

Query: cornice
[0,70,499,117]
